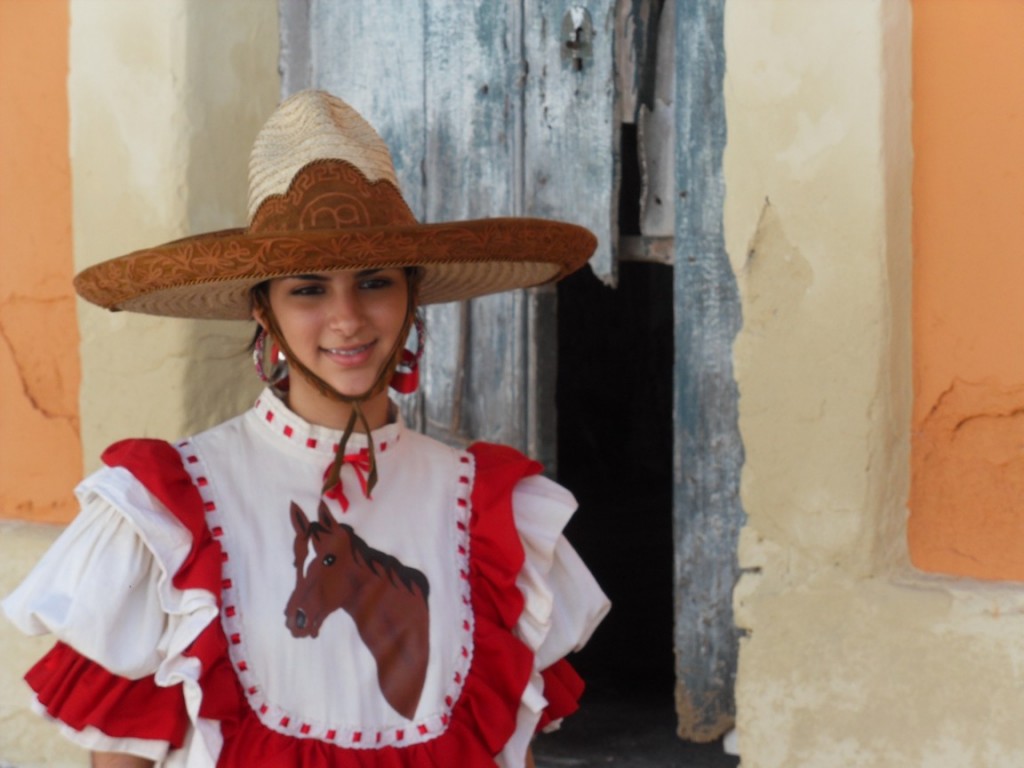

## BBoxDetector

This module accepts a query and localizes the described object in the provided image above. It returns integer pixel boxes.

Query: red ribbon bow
[322,448,372,512]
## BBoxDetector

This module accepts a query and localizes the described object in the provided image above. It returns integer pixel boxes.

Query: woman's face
[257,268,409,426]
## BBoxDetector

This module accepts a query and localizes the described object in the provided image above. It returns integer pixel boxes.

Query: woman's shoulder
[80,437,208,533]
[467,441,565,498]
[99,436,187,471]
[399,434,548,488]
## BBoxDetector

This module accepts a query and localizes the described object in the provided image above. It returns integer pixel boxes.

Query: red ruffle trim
[537,660,585,731]
[22,440,208,747]
[23,439,585,766]
[26,641,190,747]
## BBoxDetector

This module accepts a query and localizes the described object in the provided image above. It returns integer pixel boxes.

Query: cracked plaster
[722,1,1024,766]
[0,0,81,526]
[910,379,1024,580]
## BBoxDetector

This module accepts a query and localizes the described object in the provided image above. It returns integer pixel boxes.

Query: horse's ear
[318,500,336,531]
[291,502,310,536]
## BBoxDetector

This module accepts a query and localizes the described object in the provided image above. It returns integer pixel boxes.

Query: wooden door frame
[672,0,743,742]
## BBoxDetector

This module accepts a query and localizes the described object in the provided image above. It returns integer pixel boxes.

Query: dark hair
[248,281,270,350]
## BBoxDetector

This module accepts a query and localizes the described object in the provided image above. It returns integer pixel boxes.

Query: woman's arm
[91,753,155,768]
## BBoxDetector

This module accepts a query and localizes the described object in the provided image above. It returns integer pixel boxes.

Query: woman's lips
[321,340,376,366]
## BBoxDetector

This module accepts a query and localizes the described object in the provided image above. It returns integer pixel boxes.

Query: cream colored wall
[71,0,275,467]
[0,3,279,766]
[726,1,1024,766]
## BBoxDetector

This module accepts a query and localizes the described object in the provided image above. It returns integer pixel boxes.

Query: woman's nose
[326,290,364,332]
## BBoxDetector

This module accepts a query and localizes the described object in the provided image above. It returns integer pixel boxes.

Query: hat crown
[248,159,417,234]
[247,90,402,222]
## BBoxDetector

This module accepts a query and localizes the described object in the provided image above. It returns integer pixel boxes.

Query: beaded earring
[252,327,289,385]
[390,313,425,394]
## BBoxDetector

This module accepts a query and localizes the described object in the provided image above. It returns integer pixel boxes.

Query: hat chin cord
[252,281,416,500]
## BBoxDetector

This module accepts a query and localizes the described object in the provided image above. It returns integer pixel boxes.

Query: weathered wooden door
[280,0,616,469]
[279,0,742,745]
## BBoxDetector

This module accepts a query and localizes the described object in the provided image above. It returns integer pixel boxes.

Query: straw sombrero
[72,90,597,321]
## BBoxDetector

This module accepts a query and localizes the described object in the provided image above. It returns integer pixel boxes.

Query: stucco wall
[726,1,1024,766]
[0,3,279,765]
[0,0,81,525]
[71,0,275,467]
[909,0,1024,580]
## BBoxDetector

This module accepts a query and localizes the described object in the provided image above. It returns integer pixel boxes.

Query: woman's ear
[250,281,271,329]
[252,305,268,330]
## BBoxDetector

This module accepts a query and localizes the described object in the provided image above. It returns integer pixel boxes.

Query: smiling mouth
[323,342,374,356]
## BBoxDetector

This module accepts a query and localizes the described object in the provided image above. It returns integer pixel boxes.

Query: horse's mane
[310,520,430,601]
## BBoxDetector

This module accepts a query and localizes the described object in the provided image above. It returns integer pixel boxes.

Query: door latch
[562,6,594,72]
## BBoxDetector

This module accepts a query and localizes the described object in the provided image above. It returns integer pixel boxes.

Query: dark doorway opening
[534,263,737,766]
[555,260,675,698]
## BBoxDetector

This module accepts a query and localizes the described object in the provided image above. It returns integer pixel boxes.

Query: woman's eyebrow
[284,274,329,282]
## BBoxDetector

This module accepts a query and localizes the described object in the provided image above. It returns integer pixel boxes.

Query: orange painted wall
[0,0,81,523]
[910,0,1024,579]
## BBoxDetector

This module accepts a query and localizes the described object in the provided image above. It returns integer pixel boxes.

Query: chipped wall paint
[0,3,279,764]
[727,0,908,580]
[909,0,1024,580]
[0,0,82,525]
[726,0,1024,765]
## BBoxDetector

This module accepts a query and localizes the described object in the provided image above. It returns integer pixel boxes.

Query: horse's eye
[323,554,336,566]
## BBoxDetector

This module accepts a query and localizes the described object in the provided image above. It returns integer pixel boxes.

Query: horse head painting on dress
[285,500,431,720]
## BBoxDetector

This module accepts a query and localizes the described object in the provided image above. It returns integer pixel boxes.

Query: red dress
[3,389,609,767]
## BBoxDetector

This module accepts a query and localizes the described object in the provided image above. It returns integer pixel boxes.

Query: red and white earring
[390,313,425,394]
[253,328,289,386]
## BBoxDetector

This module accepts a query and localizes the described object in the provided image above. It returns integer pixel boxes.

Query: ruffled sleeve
[5,485,181,677]
[511,476,608,669]
[2,440,221,762]
[469,443,610,768]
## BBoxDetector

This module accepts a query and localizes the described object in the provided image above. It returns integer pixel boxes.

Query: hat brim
[74,217,596,320]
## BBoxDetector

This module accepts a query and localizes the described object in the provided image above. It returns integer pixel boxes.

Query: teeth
[326,343,370,356]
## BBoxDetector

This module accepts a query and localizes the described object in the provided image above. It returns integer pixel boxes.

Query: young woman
[3,91,609,767]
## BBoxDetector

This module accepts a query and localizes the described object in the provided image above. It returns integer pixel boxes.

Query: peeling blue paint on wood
[524,0,618,283]
[306,1,428,217]
[288,1,560,457]
[672,0,744,742]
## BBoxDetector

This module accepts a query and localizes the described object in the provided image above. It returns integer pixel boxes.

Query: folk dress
[3,388,609,767]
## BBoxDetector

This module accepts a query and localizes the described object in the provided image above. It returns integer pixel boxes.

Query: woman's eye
[290,284,324,296]
[359,277,392,291]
